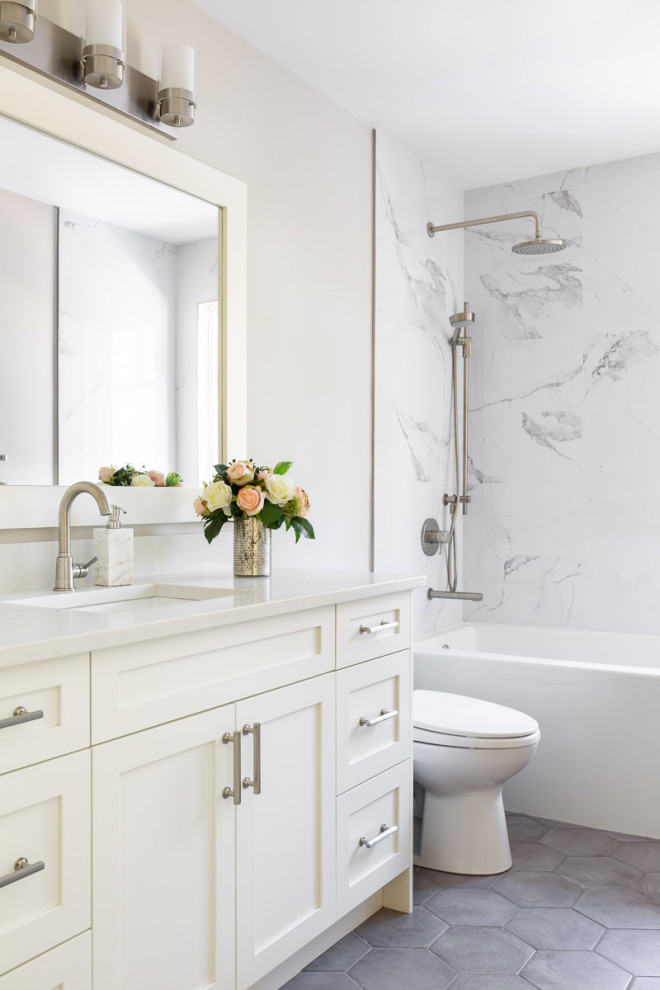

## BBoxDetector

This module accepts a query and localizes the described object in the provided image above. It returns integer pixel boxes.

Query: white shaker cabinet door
[0,751,90,976]
[235,673,336,990]
[92,704,237,990]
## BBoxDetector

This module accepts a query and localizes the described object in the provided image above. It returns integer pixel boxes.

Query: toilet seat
[413,690,540,750]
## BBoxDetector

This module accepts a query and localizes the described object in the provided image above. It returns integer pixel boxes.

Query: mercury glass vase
[233,516,271,577]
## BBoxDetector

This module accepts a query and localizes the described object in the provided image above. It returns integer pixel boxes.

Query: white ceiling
[191,0,660,189]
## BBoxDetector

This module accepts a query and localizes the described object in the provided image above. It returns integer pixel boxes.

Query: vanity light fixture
[0,0,37,43]
[82,0,125,90]
[158,43,196,127]
[0,8,199,134]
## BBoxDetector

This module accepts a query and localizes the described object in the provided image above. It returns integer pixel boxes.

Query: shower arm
[427,211,543,240]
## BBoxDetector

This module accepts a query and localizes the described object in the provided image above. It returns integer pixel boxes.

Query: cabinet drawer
[336,593,410,668]
[0,931,91,989]
[0,654,89,775]
[336,761,411,916]
[91,605,335,742]
[336,651,411,794]
[0,751,91,976]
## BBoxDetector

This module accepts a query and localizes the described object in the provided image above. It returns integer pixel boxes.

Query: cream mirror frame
[0,63,247,532]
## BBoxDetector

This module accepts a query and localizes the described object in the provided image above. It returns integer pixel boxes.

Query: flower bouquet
[194,459,314,545]
[99,465,183,487]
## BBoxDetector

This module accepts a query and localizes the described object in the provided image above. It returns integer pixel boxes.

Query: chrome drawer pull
[0,706,44,731]
[359,824,398,849]
[359,708,398,727]
[0,857,45,889]
[221,730,242,805]
[359,619,399,635]
[242,723,261,795]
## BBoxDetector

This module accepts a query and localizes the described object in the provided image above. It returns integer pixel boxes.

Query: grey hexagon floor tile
[510,841,564,871]
[540,827,619,857]
[576,889,660,928]
[506,813,548,842]
[305,933,371,972]
[532,816,577,828]
[632,981,660,988]
[615,842,660,873]
[494,871,582,907]
[521,950,633,990]
[639,874,660,904]
[447,978,535,990]
[505,907,604,950]
[348,947,456,990]
[426,887,517,926]
[356,907,448,948]
[556,855,642,890]
[430,926,534,974]
[413,870,443,907]
[281,973,361,990]
[597,929,660,975]
[416,866,498,888]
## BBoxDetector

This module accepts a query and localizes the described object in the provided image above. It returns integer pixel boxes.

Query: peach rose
[99,466,114,483]
[236,485,265,516]
[257,468,273,481]
[193,497,207,516]
[148,470,165,487]
[226,461,254,485]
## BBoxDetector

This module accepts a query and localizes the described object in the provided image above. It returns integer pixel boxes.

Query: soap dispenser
[93,505,133,587]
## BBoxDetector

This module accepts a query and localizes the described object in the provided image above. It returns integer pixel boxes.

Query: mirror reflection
[0,114,219,487]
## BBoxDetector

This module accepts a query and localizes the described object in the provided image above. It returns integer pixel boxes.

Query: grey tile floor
[281,813,660,990]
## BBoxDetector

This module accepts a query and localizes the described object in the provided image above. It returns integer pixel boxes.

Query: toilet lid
[413,690,538,739]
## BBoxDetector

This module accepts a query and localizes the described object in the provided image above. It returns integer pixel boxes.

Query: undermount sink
[12,583,239,615]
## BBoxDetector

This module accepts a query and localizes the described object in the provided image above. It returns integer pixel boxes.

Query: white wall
[373,132,465,635]
[463,153,660,634]
[0,0,373,589]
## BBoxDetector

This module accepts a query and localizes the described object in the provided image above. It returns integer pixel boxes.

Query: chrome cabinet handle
[359,708,398,728]
[0,706,44,731]
[0,857,45,889]
[360,825,399,849]
[359,619,399,635]
[359,824,398,849]
[242,722,261,795]
[221,730,241,805]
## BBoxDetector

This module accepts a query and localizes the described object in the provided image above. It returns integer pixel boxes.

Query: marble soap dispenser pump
[93,505,133,587]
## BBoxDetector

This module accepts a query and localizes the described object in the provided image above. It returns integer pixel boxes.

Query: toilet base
[415,786,512,875]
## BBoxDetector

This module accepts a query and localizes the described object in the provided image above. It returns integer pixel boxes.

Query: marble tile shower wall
[463,153,660,633]
[374,132,465,636]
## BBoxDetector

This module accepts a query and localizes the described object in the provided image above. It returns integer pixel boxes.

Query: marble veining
[464,152,660,633]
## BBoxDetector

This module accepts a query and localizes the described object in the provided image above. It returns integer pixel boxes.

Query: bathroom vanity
[0,569,420,990]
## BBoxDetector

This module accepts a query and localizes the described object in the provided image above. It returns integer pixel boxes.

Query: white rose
[204,480,233,512]
[265,473,294,505]
[131,473,155,487]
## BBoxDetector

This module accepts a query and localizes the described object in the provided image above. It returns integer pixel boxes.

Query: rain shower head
[512,237,565,256]
[427,210,566,255]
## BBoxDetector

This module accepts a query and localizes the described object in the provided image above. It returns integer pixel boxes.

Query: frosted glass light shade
[84,0,124,49]
[160,43,195,92]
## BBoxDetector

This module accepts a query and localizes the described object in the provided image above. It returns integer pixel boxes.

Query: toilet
[413,689,540,875]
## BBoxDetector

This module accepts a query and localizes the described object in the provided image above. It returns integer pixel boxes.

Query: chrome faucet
[54,481,112,592]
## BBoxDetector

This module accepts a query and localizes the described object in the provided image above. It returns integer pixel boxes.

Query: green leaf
[203,515,226,544]
[293,517,315,540]
[273,461,293,476]
[213,463,228,476]
[165,472,182,487]
[258,500,284,526]
[229,501,242,518]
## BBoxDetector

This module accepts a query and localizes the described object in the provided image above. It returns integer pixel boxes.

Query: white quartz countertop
[0,568,425,668]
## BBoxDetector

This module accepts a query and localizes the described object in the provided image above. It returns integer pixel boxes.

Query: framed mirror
[0,63,246,527]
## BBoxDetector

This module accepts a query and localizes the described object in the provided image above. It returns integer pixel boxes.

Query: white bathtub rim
[416,622,660,678]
